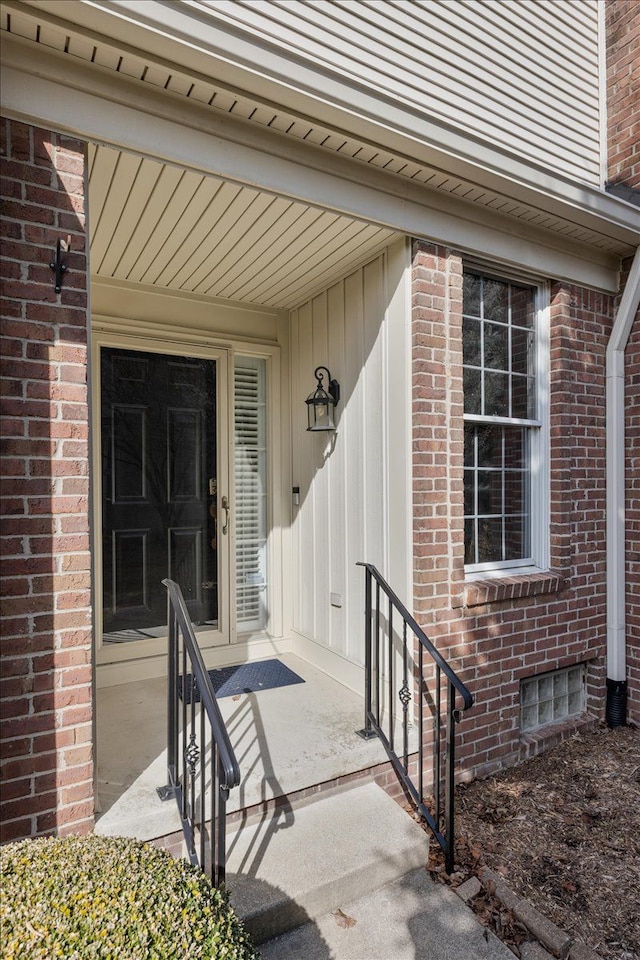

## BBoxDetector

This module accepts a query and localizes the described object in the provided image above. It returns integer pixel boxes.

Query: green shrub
[0,834,259,959]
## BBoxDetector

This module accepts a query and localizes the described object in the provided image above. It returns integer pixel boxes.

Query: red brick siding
[412,241,613,781]
[0,118,93,842]
[606,0,640,190]
[626,283,640,725]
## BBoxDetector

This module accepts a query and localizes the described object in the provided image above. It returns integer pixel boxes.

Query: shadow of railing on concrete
[225,691,294,877]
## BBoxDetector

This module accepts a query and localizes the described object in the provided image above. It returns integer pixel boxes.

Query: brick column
[605,0,640,191]
[0,119,93,840]
[411,240,465,623]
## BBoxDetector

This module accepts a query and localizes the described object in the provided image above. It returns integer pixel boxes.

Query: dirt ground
[426,723,640,959]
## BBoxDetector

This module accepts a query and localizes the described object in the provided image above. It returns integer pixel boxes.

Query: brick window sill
[464,569,564,608]
[519,712,599,761]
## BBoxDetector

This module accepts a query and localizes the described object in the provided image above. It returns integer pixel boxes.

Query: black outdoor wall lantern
[305,366,340,431]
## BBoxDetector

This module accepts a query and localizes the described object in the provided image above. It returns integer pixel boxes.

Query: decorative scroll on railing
[157,579,241,886]
[356,562,473,874]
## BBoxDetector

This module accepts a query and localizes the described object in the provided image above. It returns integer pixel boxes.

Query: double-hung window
[463,269,548,573]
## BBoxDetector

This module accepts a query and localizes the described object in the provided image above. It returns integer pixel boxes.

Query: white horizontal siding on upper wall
[199,0,603,186]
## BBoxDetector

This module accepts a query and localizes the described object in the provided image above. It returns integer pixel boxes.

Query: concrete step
[226,781,429,945]
[258,867,516,960]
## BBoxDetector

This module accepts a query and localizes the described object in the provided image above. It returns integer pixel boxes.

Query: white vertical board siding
[202,0,602,185]
[290,242,410,666]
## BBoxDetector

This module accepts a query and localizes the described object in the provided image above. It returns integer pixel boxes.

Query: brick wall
[606,0,640,191]
[411,241,613,782]
[0,118,93,841]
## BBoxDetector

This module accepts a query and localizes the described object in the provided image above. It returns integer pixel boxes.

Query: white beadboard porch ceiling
[88,142,399,308]
[2,1,636,261]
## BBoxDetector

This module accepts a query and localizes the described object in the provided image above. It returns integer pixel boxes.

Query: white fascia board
[0,44,622,292]
[14,0,640,243]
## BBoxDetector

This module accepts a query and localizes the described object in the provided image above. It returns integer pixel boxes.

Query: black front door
[101,347,218,637]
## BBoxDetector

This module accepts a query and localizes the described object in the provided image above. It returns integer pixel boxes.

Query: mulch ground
[424,723,640,959]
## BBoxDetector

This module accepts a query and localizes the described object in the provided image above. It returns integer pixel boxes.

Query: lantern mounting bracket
[314,366,340,406]
[49,235,71,293]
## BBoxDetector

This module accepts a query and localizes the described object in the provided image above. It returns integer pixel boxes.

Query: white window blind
[234,357,267,631]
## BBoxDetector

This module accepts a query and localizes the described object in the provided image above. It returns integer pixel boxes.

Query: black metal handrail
[356,562,473,873]
[157,579,241,886]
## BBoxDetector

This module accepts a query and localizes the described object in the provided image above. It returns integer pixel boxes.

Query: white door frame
[92,329,232,672]
[91,314,289,687]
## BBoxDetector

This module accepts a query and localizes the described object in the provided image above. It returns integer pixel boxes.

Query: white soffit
[1,1,638,269]
[88,142,398,308]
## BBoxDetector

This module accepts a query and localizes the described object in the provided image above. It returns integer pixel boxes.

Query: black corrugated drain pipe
[606,679,627,728]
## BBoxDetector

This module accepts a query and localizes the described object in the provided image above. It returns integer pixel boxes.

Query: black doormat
[179,658,304,703]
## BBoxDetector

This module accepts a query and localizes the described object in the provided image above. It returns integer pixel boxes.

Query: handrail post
[157,603,178,802]
[445,681,456,875]
[168,607,177,779]
[357,564,376,739]
[215,783,229,887]
[434,664,441,828]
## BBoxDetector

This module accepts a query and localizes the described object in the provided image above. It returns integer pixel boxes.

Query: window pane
[568,691,582,713]
[477,424,502,467]
[505,515,527,560]
[484,371,508,416]
[463,317,481,365]
[568,668,582,692]
[463,367,481,414]
[511,284,535,328]
[464,519,476,564]
[484,321,508,371]
[463,470,475,515]
[478,518,503,563]
[478,470,502,515]
[463,273,481,316]
[540,676,553,700]
[483,279,508,322]
[511,375,535,418]
[464,423,475,466]
[554,672,568,695]
[504,470,524,515]
[503,427,525,470]
[511,326,533,376]
[538,699,553,725]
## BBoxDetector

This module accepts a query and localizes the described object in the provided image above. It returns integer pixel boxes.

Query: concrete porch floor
[95,653,404,842]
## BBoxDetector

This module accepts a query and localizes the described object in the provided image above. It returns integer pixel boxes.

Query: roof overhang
[2,1,639,296]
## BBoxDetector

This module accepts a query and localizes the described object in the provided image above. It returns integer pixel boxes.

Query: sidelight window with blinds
[234,356,268,631]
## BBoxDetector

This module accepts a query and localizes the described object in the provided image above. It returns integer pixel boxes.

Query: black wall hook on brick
[50,235,71,293]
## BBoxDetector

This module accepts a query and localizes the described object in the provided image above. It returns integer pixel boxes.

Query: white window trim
[463,272,550,578]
